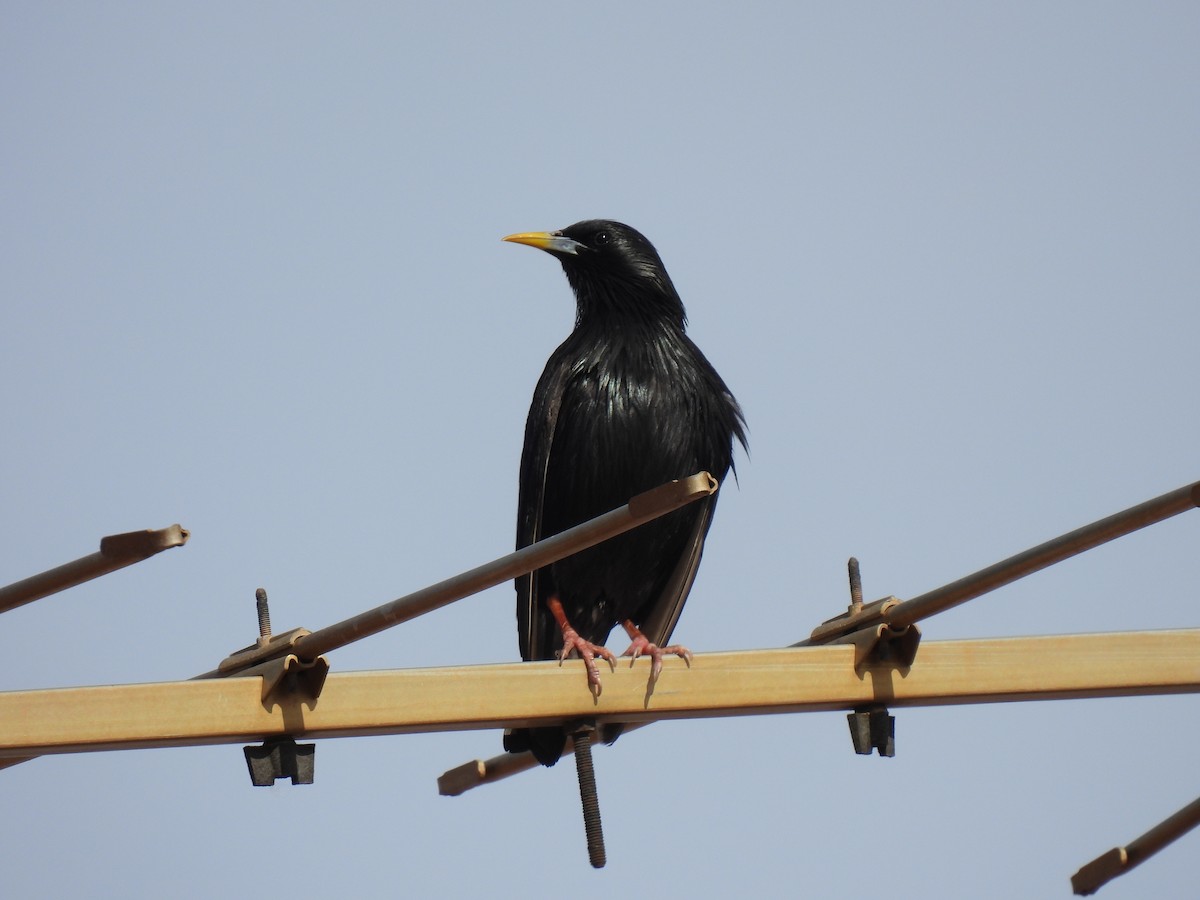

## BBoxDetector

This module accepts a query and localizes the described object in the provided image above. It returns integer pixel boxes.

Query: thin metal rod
[438,749,541,796]
[288,472,717,661]
[887,481,1199,629]
[438,725,648,797]
[1071,795,1200,895]
[802,481,1199,645]
[0,525,190,615]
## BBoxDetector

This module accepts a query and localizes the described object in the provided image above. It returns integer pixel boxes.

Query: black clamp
[847,707,895,757]
[244,738,315,786]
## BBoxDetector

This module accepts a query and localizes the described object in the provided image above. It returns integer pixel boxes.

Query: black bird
[503,220,746,766]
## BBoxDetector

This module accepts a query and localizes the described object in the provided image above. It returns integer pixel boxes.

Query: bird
[501,219,746,766]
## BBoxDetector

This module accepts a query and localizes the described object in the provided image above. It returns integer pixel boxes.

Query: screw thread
[573,729,606,868]
[848,557,863,612]
[255,588,272,640]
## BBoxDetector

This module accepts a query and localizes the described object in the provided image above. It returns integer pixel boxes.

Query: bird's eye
[594,231,610,246]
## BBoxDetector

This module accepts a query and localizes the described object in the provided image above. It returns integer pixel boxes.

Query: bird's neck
[570,279,687,334]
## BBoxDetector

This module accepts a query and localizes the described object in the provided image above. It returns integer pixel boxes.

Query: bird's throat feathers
[565,265,688,332]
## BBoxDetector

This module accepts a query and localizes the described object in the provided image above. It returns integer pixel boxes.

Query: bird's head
[504,220,686,328]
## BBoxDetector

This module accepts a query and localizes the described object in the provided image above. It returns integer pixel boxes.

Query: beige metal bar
[0,524,190,615]
[3,629,1197,760]
[1071,795,1200,895]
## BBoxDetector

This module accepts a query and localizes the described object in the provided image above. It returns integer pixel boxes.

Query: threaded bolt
[572,726,606,868]
[255,588,272,642]
[848,557,863,613]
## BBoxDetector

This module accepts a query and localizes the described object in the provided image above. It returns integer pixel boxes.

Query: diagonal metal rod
[290,472,716,661]
[194,473,718,679]
[802,480,1199,644]
[1071,794,1200,895]
[439,726,647,796]
[888,480,1200,629]
[0,525,190,615]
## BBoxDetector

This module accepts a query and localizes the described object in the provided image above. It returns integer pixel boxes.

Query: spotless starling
[502,220,747,766]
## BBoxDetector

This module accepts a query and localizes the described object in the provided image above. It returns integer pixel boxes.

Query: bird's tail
[503,724,624,767]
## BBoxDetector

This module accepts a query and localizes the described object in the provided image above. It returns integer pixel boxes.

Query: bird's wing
[639,495,716,646]
[515,352,571,661]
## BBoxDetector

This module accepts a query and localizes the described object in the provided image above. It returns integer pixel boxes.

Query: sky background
[2,4,1198,898]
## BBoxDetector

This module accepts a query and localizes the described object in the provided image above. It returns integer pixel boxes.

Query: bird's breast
[545,339,722,524]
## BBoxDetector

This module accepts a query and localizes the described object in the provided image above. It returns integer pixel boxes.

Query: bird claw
[620,636,693,686]
[557,628,616,697]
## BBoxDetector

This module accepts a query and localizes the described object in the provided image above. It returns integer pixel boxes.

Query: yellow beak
[502,231,583,255]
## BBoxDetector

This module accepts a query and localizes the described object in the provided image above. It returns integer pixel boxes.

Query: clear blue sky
[2,4,1198,898]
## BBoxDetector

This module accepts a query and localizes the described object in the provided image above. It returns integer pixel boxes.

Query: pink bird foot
[548,596,616,698]
[620,620,693,688]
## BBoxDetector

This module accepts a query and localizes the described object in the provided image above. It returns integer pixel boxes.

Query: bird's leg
[547,595,616,698]
[620,620,693,687]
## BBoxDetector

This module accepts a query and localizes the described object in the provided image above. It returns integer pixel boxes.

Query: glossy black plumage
[505,220,746,765]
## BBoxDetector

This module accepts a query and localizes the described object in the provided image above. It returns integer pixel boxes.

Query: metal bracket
[230,588,326,784]
[217,627,313,676]
[809,559,923,757]
[217,588,329,702]
[830,622,922,671]
[238,653,330,705]
[810,558,924,670]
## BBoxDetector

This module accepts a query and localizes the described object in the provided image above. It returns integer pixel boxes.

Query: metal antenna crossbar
[197,472,718,680]
[803,481,1199,646]
[0,525,189,615]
